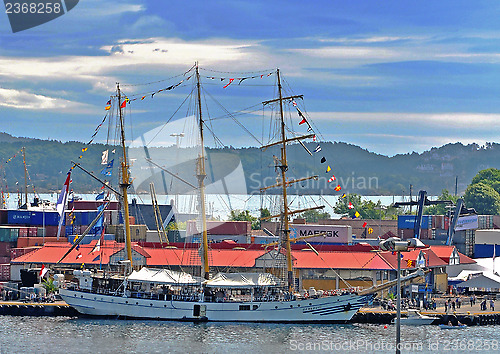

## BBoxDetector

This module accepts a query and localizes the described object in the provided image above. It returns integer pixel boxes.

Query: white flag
[101,150,109,165]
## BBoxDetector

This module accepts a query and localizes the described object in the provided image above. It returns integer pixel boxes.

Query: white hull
[60,288,371,323]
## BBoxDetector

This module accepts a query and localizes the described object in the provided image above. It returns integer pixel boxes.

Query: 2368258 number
[5,2,62,14]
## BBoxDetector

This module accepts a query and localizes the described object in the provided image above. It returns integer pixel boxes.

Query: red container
[28,227,37,236]
[0,242,15,257]
[68,200,120,211]
[0,263,10,281]
[18,227,28,237]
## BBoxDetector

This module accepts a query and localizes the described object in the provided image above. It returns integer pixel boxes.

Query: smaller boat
[393,309,439,325]
[439,323,467,329]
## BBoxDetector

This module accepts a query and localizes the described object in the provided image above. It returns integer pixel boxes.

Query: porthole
[309,303,312,306]
[290,305,293,308]
[126,301,128,304]
[136,302,139,305]
[275,306,278,309]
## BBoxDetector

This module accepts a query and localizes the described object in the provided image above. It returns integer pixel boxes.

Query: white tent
[127,267,199,285]
[204,272,283,288]
[455,272,500,291]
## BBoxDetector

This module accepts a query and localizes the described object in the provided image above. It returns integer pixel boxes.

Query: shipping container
[18,227,28,237]
[0,209,8,224]
[28,227,37,237]
[397,215,431,229]
[0,263,10,281]
[17,237,68,248]
[473,244,500,258]
[29,211,61,226]
[0,241,16,257]
[432,215,444,229]
[68,200,120,211]
[7,210,30,225]
[10,247,38,260]
[0,227,19,242]
[0,256,10,264]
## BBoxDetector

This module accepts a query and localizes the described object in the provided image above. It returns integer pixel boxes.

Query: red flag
[39,264,48,278]
[348,202,354,209]
[334,185,341,191]
[120,100,127,108]
[76,253,82,259]
[299,117,307,125]
[223,78,235,88]
[362,222,367,228]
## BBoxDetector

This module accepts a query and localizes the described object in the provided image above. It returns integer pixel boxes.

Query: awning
[204,272,283,288]
[127,267,200,285]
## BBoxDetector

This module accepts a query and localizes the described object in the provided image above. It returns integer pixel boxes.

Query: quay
[0,301,78,316]
[1,300,500,325]
[352,308,500,326]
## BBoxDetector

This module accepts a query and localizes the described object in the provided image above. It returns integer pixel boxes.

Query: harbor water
[0,316,498,353]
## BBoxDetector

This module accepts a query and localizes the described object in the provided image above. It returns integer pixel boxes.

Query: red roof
[10,242,447,271]
[429,245,476,265]
[11,241,125,265]
[378,248,447,269]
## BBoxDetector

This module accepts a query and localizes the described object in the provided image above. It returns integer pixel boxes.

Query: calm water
[0,316,498,353]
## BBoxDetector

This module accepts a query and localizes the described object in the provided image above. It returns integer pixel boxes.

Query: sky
[2,0,500,156]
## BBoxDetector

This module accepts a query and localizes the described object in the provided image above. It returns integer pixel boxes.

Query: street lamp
[379,237,425,354]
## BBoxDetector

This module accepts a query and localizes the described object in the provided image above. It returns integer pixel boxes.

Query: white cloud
[310,111,500,128]
[0,87,88,111]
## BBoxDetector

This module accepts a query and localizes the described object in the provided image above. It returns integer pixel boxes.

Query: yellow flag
[354,211,360,218]
[368,227,373,234]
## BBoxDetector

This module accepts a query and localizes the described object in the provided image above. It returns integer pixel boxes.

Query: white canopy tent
[127,267,200,285]
[204,272,283,288]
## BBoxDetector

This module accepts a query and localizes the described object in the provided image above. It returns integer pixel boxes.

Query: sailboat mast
[117,83,133,266]
[195,64,210,280]
[22,147,28,207]
[276,69,294,292]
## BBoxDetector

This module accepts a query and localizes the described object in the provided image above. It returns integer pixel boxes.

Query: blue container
[7,210,31,225]
[398,215,430,229]
[30,211,60,226]
[474,244,500,258]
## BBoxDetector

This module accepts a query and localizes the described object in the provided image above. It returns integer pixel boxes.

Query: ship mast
[22,147,28,208]
[117,83,133,266]
[260,69,323,293]
[276,69,295,292]
[195,64,210,280]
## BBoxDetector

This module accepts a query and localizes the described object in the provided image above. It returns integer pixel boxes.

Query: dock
[0,301,78,316]
[1,301,499,325]
[352,308,500,326]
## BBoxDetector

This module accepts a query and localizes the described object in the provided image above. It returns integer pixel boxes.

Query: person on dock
[451,300,456,311]
[470,295,474,307]
[481,299,487,311]
[456,297,461,309]
[490,299,495,311]
[445,300,448,313]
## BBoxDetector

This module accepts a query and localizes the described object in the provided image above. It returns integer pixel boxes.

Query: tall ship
[59,64,375,322]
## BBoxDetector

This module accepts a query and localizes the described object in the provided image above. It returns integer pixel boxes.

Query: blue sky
[2,0,500,156]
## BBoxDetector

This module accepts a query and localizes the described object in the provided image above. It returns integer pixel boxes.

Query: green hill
[0,132,498,196]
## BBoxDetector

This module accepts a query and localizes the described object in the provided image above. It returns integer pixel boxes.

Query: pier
[0,301,78,316]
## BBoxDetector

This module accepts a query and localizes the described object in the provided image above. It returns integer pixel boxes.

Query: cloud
[0,87,86,110]
[310,111,500,128]
[0,38,262,89]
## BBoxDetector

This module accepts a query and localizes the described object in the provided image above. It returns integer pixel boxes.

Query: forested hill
[0,132,498,195]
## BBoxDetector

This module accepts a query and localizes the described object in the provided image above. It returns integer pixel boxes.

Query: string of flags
[107,71,276,110]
